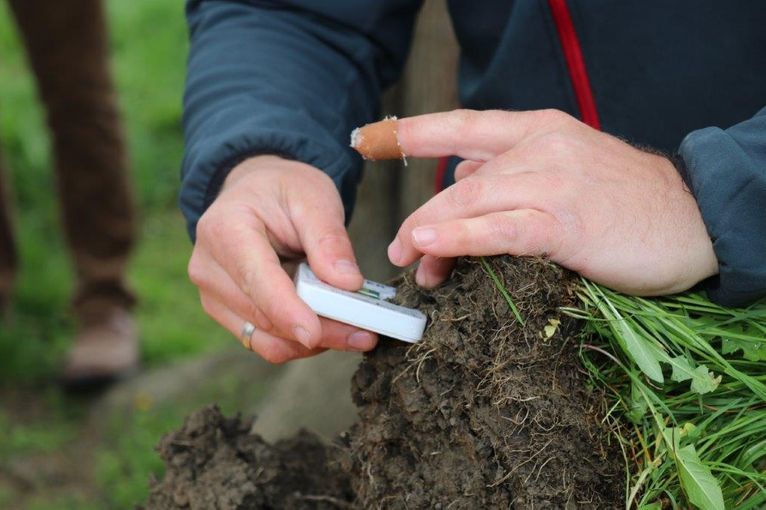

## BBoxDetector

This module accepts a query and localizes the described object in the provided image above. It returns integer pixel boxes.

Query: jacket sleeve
[181,0,423,239]
[678,106,766,306]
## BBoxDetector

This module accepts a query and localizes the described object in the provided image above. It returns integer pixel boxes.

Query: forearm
[180,0,422,239]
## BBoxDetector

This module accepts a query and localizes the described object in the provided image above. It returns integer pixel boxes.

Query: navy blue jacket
[181,0,766,306]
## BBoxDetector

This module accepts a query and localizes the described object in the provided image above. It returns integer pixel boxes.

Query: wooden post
[349,0,458,281]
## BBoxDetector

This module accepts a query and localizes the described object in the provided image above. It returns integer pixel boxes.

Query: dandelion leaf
[721,337,766,362]
[617,320,665,383]
[668,356,721,394]
[675,444,724,510]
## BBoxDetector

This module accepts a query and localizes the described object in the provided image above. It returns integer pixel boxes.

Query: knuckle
[490,213,517,243]
[243,301,261,324]
[236,263,260,299]
[401,210,426,234]
[536,108,571,126]
[317,229,350,249]
[509,212,542,256]
[449,177,484,208]
[536,211,569,258]
[195,212,221,241]
[554,207,584,243]
[187,254,206,287]
[199,294,215,317]
[259,347,289,365]
[542,132,576,159]
[451,108,480,134]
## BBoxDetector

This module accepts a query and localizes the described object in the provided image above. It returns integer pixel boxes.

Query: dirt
[141,406,354,509]
[144,256,624,509]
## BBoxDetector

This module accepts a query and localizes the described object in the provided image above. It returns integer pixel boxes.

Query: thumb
[291,183,363,291]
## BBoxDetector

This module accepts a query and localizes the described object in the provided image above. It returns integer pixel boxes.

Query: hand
[386,109,718,296]
[188,155,378,363]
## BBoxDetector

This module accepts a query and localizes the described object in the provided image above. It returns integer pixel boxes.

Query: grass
[0,1,254,508]
[482,261,766,509]
[563,281,766,510]
[0,0,211,382]
[479,257,525,325]
[10,0,760,507]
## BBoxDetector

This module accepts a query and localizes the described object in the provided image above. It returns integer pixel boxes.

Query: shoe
[60,306,139,391]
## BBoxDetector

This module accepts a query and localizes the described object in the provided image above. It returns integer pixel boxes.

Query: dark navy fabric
[182,0,766,306]
[679,108,766,306]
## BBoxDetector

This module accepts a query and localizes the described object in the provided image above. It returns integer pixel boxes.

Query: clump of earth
[144,257,624,509]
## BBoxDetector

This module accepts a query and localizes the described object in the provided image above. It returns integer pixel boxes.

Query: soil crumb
[143,406,353,509]
[145,257,623,509]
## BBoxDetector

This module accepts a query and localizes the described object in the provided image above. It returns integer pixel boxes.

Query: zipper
[547,0,601,129]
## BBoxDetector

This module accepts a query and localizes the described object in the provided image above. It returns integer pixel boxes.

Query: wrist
[223,155,286,190]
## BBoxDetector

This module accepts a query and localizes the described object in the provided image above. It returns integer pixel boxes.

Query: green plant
[563,281,766,510]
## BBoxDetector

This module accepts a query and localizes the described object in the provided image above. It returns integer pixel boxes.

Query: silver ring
[240,321,256,350]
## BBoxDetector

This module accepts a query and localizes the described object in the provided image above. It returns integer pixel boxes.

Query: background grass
[0,1,247,507]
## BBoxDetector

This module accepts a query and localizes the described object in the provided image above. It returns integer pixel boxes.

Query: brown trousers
[0,0,136,316]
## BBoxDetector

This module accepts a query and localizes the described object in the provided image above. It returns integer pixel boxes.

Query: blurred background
[0,0,457,508]
[0,1,245,508]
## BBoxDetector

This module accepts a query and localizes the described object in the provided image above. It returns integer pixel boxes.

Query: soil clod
[145,257,623,509]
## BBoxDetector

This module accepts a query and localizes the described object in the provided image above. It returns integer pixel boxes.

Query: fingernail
[348,330,376,351]
[412,227,437,247]
[334,259,360,276]
[293,325,313,348]
[388,237,402,265]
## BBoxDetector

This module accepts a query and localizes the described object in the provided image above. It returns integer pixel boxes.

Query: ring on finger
[240,321,256,351]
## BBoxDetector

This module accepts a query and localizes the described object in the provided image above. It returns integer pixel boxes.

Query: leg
[9,0,138,386]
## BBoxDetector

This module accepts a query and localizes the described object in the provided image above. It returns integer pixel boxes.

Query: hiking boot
[60,306,139,391]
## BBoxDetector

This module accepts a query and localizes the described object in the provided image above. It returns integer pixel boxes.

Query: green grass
[0,0,207,382]
[564,282,766,510]
[0,408,76,458]
[0,1,252,508]
[482,261,766,509]
[132,212,231,366]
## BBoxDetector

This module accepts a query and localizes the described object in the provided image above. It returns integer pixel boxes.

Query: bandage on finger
[350,117,404,161]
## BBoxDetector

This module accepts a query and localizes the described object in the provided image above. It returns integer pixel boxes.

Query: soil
[144,257,624,509]
[141,406,354,509]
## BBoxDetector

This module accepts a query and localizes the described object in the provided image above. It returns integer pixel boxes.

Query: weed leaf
[667,356,721,394]
[675,445,724,510]
[591,284,664,382]
[721,337,766,362]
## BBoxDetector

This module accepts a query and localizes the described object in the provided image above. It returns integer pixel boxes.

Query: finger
[200,294,325,364]
[389,173,547,266]
[193,249,378,353]
[315,317,379,352]
[415,255,456,289]
[288,183,364,291]
[454,160,483,181]
[200,215,322,349]
[350,117,402,160]
[190,254,275,332]
[411,210,563,259]
[395,109,557,160]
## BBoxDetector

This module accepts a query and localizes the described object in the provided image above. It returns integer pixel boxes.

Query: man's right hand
[188,155,378,363]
